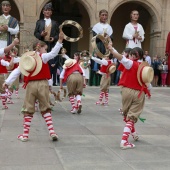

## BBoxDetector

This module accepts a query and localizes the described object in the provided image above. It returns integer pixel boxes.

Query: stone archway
[37,0,91,56]
[109,0,161,57]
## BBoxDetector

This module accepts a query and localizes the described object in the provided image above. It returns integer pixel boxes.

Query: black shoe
[53,84,57,86]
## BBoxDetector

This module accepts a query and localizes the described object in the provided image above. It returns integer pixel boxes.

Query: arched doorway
[39,0,90,57]
[110,2,151,54]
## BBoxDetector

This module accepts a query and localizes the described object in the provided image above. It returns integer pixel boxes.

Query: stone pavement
[0,86,170,170]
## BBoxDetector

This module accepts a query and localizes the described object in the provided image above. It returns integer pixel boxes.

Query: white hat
[137,61,154,86]
[19,51,42,76]
[63,58,77,69]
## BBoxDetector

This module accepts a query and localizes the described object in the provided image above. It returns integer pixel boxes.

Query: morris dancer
[108,45,153,150]
[3,31,64,142]
[60,58,86,114]
[0,38,19,109]
[91,53,115,106]
[5,46,20,103]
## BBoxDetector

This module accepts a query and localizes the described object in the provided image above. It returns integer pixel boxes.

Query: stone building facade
[1,0,170,58]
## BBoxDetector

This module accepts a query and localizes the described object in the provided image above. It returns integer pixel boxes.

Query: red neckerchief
[137,65,151,99]
[22,57,37,89]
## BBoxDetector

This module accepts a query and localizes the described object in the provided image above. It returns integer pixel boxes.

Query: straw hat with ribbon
[106,63,116,74]
[63,58,77,69]
[137,61,154,98]
[137,61,154,86]
[19,51,42,88]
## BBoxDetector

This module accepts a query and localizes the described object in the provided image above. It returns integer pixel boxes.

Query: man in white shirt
[0,1,19,48]
[144,50,151,66]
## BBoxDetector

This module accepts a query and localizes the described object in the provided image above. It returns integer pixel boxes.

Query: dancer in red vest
[108,45,153,149]
[60,58,86,114]
[4,46,20,103]
[0,38,19,109]
[91,53,116,106]
[3,31,64,142]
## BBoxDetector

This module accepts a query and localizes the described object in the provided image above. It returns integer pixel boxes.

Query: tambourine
[49,90,57,106]
[80,50,91,61]
[59,20,83,42]
[91,34,110,58]
[55,88,67,102]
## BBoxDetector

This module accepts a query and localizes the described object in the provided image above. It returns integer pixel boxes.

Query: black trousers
[49,66,57,85]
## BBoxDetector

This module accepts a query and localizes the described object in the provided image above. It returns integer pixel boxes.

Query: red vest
[63,63,83,83]
[0,59,8,73]
[117,63,125,72]
[118,61,141,90]
[4,55,11,62]
[13,63,19,70]
[23,55,51,88]
[100,60,112,73]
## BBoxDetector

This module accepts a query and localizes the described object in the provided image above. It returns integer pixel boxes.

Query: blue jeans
[114,70,121,85]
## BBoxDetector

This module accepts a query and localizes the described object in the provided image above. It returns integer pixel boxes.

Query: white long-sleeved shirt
[91,56,108,66]
[62,54,69,60]
[13,57,20,63]
[145,56,151,66]
[5,42,63,85]
[1,59,10,67]
[91,56,110,75]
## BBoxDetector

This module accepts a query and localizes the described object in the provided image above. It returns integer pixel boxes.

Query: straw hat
[137,61,154,86]
[19,51,42,77]
[106,63,116,74]
[63,58,77,69]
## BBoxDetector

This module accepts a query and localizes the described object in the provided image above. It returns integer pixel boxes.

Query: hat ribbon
[22,57,37,89]
[138,66,151,99]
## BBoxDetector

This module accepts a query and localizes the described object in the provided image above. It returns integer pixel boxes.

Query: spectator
[161,58,168,87]
[144,50,151,66]
[151,55,161,87]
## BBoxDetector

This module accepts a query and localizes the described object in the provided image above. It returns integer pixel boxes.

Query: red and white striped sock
[69,96,76,109]
[43,112,56,136]
[5,89,13,104]
[1,94,8,109]
[18,115,33,140]
[121,120,134,144]
[104,91,109,104]
[99,91,104,101]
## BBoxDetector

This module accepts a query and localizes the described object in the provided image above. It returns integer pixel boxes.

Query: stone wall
[6,0,170,57]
